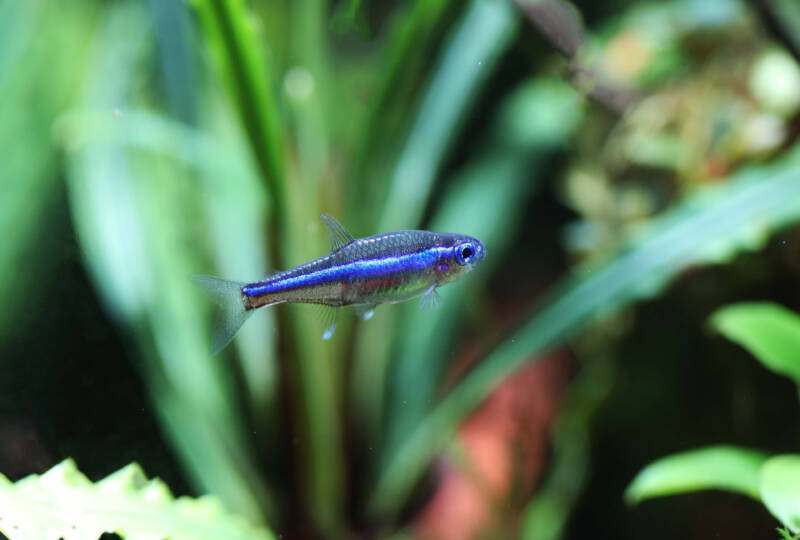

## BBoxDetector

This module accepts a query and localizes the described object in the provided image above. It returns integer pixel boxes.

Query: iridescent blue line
[242,246,451,297]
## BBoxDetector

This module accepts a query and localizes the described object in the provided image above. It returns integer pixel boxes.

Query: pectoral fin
[419,284,441,311]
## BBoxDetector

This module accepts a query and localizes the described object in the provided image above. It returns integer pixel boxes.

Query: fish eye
[455,242,475,265]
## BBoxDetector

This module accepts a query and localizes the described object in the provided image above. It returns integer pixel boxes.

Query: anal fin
[419,284,441,311]
[355,304,377,321]
[313,304,339,340]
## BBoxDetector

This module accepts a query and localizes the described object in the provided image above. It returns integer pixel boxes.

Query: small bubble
[113,108,122,118]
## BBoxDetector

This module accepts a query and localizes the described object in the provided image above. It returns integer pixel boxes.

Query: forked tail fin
[190,274,252,354]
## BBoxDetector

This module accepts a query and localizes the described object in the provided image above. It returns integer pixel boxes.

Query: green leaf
[57,106,281,431]
[144,0,197,123]
[191,0,289,264]
[0,0,93,341]
[760,455,800,533]
[381,77,584,465]
[710,302,800,386]
[624,446,768,504]
[0,459,275,540]
[192,2,348,529]
[63,4,275,523]
[330,0,369,36]
[377,0,518,231]
[347,0,455,225]
[369,141,800,517]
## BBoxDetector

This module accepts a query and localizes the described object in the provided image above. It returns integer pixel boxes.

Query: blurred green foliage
[2,0,800,538]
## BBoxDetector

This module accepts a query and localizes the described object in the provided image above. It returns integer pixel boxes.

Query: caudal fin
[190,274,252,354]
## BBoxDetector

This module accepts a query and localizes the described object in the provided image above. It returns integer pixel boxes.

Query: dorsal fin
[320,214,355,251]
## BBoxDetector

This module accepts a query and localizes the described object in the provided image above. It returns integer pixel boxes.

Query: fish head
[435,233,486,283]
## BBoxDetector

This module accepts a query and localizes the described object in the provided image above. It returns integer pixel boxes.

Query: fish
[192,214,486,353]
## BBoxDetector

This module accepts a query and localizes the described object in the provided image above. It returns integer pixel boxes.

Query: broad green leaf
[370,140,800,517]
[624,446,768,504]
[0,459,274,540]
[760,455,800,533]
[710,302,800,386]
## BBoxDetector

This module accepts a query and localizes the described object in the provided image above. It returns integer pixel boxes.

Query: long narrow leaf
[347,0,452,224]
[370,142,800,516]
[191,0,289,263]
[381,78,584,462]
[64,4,275,523]
[377,0,518,232]
[60,105,282,442]
[0,0,92,341]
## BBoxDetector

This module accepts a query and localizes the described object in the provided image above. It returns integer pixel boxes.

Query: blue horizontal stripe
[243,247,449,297]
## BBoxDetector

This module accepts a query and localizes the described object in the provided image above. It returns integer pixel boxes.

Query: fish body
[243,230,474,308]
[193,215,485,352]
